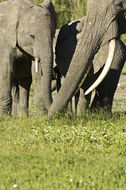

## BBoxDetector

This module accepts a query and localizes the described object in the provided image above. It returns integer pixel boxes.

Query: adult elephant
[55,14,126,114]
[0,0,56,116]
[48,0,126,117]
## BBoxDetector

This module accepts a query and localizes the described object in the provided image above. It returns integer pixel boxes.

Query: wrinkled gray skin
[0,0,56,116]
[48,0,126,117]
[55,14,126,114]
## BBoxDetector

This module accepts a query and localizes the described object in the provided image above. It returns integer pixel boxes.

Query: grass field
[0,111,126,190]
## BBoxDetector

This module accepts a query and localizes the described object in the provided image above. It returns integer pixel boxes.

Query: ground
[113,74,126,112]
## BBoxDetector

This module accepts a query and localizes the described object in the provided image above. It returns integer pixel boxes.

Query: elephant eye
[30,34,35,39]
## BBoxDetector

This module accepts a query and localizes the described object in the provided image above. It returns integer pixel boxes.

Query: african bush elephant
[54,14,126,114]
[48,0,126,117]
[0,0,56,116]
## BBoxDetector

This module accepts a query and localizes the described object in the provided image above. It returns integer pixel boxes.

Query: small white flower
[57,129,60,133]
[13,184,18,188]
[69,178,73,183]
[89,22,92,25]
[80,179,83,183]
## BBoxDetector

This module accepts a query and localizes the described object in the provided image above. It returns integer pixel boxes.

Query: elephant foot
[0,100,12,116]
[12,109,28,118]
[33,104,48,117]
[0,109,11,116]
[18,111,28,118]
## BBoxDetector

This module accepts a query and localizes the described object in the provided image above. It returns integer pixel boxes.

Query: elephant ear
[93,42,109,74]
[0,1,20,48]
[41,0,56,37]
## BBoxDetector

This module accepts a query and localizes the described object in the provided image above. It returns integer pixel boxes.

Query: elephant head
[3,0,56,111]
[48,0,126,117]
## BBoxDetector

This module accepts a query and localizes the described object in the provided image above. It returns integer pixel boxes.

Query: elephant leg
[12,81,19,116]
[76,88,91,115]
[91,67,124,113]
[75,72,93,115]
[51,80,56,92]
[18,77,32,117]
[0,53,13,115]
[90,91,102,110]
[60,77,73,115]
[75,91,80,115]
[56,70,61,92]
[0,84,12,116]
[73,66,94,115]
[90,77,112,112]
[67,98,73,115]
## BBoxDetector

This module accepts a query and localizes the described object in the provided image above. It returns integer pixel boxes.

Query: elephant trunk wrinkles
[48,14,118,118]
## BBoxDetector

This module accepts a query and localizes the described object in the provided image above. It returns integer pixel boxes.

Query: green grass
[122,64,126,75]
[0,112,126,190]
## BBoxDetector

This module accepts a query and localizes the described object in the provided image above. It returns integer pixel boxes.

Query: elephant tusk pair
[35,58,39,73]
[85,39,116,95]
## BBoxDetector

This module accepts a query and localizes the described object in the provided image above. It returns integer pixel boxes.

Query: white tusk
[85,39,116,96]
[35,58,39,73]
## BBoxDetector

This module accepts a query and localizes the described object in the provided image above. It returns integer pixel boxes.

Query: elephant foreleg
[0,52,12,115]
[12,81,19,116]
[18,77,32,117]
[91,67,124,113]
[76,88,91,115]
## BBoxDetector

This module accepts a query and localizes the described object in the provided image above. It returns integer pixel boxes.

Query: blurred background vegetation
[50,0,87,27]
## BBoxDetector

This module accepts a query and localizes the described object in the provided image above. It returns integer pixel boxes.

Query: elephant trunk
[40,41,53,110]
